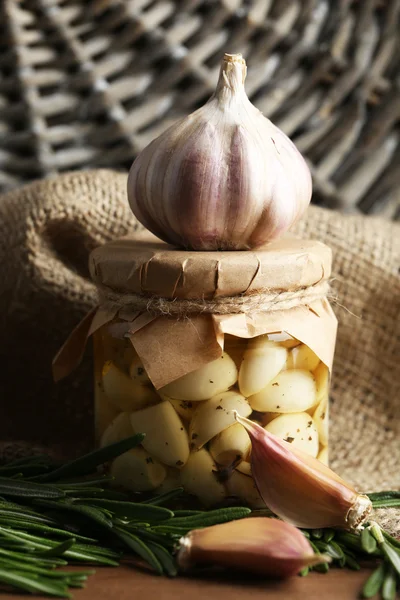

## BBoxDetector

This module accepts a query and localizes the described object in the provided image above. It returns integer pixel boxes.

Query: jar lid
[89,231,331,299]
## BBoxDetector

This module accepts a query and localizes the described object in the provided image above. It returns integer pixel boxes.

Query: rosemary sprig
[34,434,145,482]
[368,492,400,509]
[300,522,400,599]
[0,437,251,597]
[0,440,399,599]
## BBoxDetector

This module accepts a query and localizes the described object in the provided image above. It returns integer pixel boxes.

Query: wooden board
[1,565,374,600]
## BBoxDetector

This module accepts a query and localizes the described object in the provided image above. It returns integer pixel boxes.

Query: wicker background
[0,0,399,218]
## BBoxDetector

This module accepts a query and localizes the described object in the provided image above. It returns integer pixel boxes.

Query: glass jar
[85,232,337,508]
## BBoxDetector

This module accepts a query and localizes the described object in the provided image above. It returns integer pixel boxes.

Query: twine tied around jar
[97,279,331,317]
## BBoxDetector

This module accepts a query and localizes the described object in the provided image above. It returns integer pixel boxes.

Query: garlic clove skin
[177,517,330,577]
[235,414,372,530]
[128,53,312,251]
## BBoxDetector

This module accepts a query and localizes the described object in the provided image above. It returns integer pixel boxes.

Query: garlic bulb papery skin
[128,53,312,250]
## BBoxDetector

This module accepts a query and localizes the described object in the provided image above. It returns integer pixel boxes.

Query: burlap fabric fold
[0,170,399,531]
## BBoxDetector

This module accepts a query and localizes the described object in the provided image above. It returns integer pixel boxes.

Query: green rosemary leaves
[0,436,398,599]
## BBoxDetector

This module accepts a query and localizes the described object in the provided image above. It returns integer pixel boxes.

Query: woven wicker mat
[0,0,399,218]
[0,169,399,532]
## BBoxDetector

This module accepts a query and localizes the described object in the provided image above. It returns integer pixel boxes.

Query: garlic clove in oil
[128,53,312,250]
[235,414,372,530]
[177,517,330,577]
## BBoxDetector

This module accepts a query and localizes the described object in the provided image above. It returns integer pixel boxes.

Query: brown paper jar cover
[89,231,332,299]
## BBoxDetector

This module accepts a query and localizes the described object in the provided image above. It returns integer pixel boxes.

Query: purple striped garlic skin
[128,53,312,251]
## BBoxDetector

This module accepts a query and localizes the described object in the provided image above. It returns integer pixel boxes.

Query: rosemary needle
[0,438,399,599]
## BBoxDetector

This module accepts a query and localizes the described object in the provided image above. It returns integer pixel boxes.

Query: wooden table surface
[2,564,374,600]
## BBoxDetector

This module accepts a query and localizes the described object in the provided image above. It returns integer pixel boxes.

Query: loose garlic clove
[313,395,329,446]
[225,471,265,509]
[159,353,237,401]
[102,361,159,412]
[177,518,329,578]
[264,412,319,458]
[249,369,316,413]
[209,423,251,467]
[110,448,166,492]
[100,412,133,448]
[130,401,190,468]
[286,344,320,371]
[318,447,329,466]
[189,391,251,450]
[128,53,312,250]
[180,449,225,507]
[236,414,372,529]
[314,362,330,402]
[239,341,287,397]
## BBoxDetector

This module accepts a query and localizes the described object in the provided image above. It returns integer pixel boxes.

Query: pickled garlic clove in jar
[130,401,190,468]
[100,412,133,448]
[180,449,225,507]
[110,448,166,492]
[209,423,251,467]
[102,361,159,412]
[189,391,251,450]
[249,369,317,413]
[159,352,237,401]
[226,470,265,509]
[286,344,320,371]
[239,339,287,397]
[129,356,151,385]
[314,362,330,402]
[313,395,329,447]
[165,397,199,422]
[236,460,252,477]
[264,412,319,457]
[155,467,182,493]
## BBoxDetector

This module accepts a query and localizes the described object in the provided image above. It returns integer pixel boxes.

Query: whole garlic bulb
[128,53,312,250]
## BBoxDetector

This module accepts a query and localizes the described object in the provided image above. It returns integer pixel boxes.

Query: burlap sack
[0,170,399,530]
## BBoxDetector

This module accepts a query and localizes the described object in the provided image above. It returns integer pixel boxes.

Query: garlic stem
[214,53,247,105]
